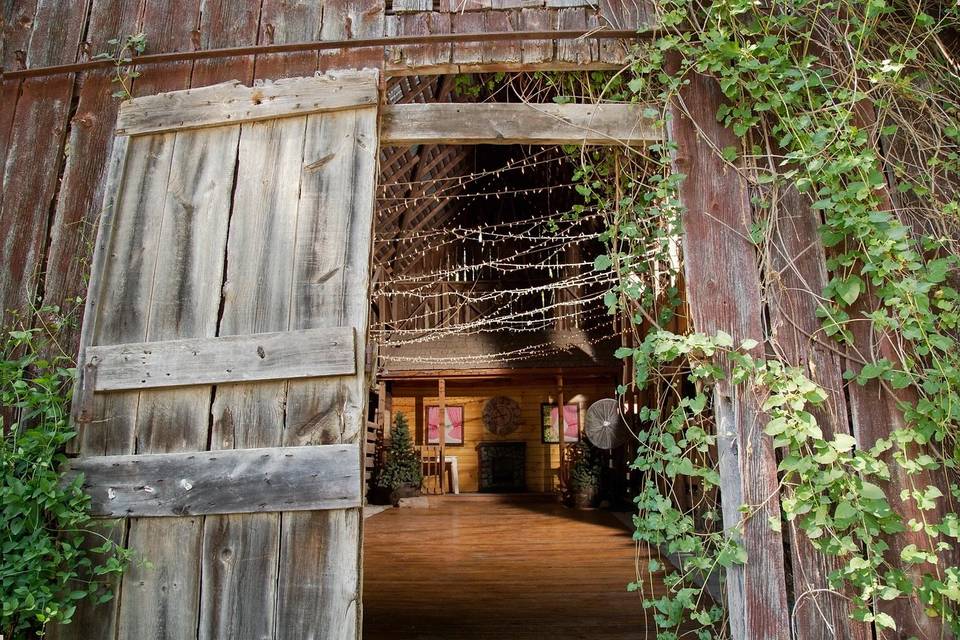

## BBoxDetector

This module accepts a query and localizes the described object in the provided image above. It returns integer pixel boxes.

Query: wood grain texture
[555,8,593,63]
[130,0,201,97]
[255,0,322,78]
[381,103,658,145]
[85,326,355,391]
[668,68,790,639]
[483,10,521,64]
[70,129,180,640]
[273,102,379,640]
[190,0,260,88]
[520,8,554,63]
[766,187,871,640]
[364,496,679,639]
[318,0,386,72]
[201,113,310,640]
[70,444,362,516]
[41,0,143,353]
[450,11,485,65]
[119,122,240,640]
[0,0,90,322]
[116,73,379,136]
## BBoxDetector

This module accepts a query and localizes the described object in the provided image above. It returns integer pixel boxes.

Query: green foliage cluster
[568,441,602,491]
[92,33,147,100]
[1,310,130,638]
[376,412,423,491]
[607,0,960,635]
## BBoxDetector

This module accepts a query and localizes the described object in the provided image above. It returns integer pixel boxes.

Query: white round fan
[584,399,627,450]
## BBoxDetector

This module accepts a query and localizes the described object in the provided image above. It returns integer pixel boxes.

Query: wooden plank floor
[363,495,665,639]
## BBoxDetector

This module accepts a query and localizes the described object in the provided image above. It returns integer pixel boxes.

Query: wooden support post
[556,375,565,498]
[668,66,790,639]
[438,378,446,495]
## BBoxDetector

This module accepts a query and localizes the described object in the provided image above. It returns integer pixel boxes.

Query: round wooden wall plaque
[482,395,522,436]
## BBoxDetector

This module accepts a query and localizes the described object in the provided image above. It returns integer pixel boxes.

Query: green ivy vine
[582,0,960,636]
[1,309,131,638]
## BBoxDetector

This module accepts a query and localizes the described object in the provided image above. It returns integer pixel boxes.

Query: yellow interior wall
[389,380,615,493]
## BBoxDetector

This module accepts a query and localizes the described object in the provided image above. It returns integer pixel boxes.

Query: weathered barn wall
[391,378,616,492]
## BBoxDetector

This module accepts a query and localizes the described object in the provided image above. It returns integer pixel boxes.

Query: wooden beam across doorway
[380,103,660,146]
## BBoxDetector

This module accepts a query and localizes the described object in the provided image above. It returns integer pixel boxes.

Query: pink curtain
[428,406,463,444]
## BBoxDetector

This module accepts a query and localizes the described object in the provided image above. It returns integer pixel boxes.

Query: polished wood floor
[363,495,664,639]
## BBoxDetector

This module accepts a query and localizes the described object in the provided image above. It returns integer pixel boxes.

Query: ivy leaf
[594,254,613,271]
[714,331,734,348]
[832,433,857,452]
[835,277,862,306]
[835,501,857,521]
[861,481,886,501]
[874,612,897,630]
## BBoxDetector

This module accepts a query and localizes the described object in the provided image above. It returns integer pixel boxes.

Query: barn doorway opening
[360,74,674,639]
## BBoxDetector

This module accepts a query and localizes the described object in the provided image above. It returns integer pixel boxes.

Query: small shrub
[569,441,602,492]
[1,309,130,638]
[376,412,422,491]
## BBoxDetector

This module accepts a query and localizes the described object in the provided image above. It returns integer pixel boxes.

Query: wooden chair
[420,445,443,494]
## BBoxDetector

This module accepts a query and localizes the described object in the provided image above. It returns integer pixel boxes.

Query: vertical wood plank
[0,0,38,204]
[273,102,378,640]
[41,0,142,353]
[766,187,871,640]
[318,0,385,72]
[200,6,321,637]
[200,117,309,640]
[397,12,432,69]
[450,11,485,65]
[520,8,553,64]
[118,125,240,640]
[131,0,202,97]
[483,10,521,64]
[191,0,261,87]
[277,100,378,638]
[48,142,131,640]
[668,68,790,639]
[60,131,177,640]
[555,8,590,64]
[843,102,948,640]
[0,0,90,322]
[256,0,322,79]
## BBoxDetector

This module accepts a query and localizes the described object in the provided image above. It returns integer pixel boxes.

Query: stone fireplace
[476,442,526,492]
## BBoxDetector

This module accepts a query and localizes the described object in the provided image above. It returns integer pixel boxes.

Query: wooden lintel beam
[380,103,660,146]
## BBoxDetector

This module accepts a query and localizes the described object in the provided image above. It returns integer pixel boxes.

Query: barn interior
[361,74,674,639]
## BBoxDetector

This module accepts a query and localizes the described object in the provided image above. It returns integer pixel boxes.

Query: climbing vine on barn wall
[599,0,960,636]
[474,0,960,636]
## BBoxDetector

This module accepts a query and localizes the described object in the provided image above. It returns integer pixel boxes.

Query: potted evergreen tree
[376,412,423,506]
[568,441,602,509]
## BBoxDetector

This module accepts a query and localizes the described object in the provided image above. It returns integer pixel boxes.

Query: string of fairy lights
[373,145,621,368]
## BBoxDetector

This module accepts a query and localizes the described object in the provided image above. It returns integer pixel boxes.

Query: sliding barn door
[58,70,379,640]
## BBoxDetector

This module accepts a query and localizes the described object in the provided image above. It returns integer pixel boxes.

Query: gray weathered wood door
[56,69,379,640]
